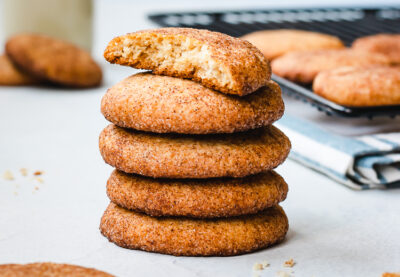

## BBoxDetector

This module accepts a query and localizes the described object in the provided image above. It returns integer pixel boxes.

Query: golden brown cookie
[352,34,400,64]
[99,124,291,179]
[104,27,270,96]
[0,263,114,277]
[313,65,400,106]
[107,169,288,218]
[271,49,391,84]
[5,33,102,88]
[0,54,37,86]
[100,202,288,256]
[241,29,344,60]
[101,73,284,134]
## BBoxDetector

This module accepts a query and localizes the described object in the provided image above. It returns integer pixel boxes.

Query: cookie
[382,273,400,277]
[271,49,391,84]
[99,124,291,179]
[101,73,284,134]
[313,65,400,106]
[104,27,270,96]
[100,202,288,256]
[241,29,344,60]
[0,263,113,277]
[0,54,37,86]
[5,33,102,88]
[352,34,400,64]
[107,169,288,218]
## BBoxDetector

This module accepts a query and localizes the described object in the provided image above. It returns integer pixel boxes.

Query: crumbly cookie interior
[118,34,233,90]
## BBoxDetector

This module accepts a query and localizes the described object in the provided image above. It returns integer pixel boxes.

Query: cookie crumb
[3,170,14,180]
[253,263,263,271]
[261,260,270,268]
[34,186,39,191]
[33,170,43,176]
[253,260,269,271]
[34,177,44,184]
[283,258,295,267]
[276,271,291,277]
[20,168,28,176]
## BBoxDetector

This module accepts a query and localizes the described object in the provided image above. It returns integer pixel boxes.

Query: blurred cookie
[101,73,284,134]
[242,29,344,60]
[104,27,270,96]
[382,273,400,277]
[313,65,400,106]
[100,202,288,256]
[0,54,37,86]
[352,34,400,64]
[107,169,288,218]
[99,124,291,179]
[271,49,390,84]
[6,33,102,88]
[0,263,113,277]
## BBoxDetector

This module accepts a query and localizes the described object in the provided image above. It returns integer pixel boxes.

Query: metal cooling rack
[148,7,400,118]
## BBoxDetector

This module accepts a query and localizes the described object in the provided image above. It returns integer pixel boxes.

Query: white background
[1,1,400,276]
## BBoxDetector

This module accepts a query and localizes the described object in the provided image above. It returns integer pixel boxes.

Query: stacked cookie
[99,28,291,256]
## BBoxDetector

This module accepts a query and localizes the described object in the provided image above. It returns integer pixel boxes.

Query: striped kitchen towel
[275,114,400,190]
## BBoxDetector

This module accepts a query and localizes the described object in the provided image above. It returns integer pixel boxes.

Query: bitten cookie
[100,202,288,256]
[0,263,113,277]
[6,33,102,88]
[241,29,344,60]
[104,27,270,96]
[107,170,288,218]
[0,54,37,86]
[99,124,291,179]
[271,49,391,84]
[313,65,400,106]
[101,73,284,134]
[352,34,400,64]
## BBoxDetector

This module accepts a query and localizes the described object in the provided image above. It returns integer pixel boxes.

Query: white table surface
[1,1,400,276]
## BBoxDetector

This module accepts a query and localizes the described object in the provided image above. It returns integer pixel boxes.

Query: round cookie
[107,170,288,218]
[0,263,113,277]
[104,27,270,96]
[5,33,102,88]
[0,54,37,86]
[271,49,391,84]
[101,73,284,134]
[313,65,400,106]
[100,202,288,256]
[352,34,400,64]
[241,29,344,60]
[99,124,291,179]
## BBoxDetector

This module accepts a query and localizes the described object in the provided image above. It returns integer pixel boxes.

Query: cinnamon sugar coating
[107,170,288,218]
[101,73,284,134]
[100,202,288,256]
[99,124,291,179]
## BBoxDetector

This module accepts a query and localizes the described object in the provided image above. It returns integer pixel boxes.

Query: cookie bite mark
[104,27,271,96]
